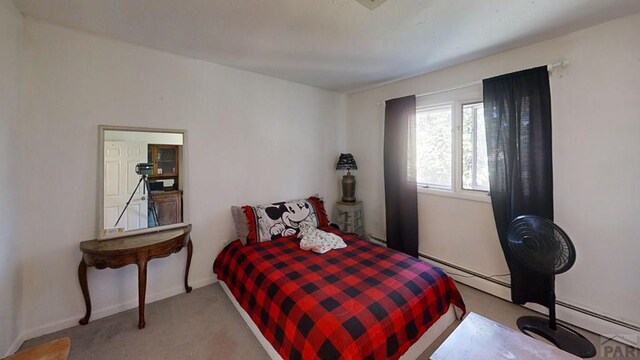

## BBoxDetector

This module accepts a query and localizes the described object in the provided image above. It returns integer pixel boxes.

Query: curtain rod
[377,60,569,106]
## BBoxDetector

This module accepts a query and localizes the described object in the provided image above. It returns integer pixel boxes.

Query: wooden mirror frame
[97,125,189,239]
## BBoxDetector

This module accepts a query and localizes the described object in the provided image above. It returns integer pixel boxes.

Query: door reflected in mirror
[100,127,186,238]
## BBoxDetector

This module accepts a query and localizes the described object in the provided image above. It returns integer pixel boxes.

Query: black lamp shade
[336,153,358,171]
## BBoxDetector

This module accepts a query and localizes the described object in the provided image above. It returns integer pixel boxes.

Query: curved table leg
[78,258,91,325]
[184,239,193,293]
[137,259,147,329]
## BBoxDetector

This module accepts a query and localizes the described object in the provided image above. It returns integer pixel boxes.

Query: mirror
[98,126,186,239]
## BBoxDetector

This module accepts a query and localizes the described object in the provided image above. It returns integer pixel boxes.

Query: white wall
[0,0,23,355]
[15,18,346,341]
[104,130,183,145]
[348,13,640,334]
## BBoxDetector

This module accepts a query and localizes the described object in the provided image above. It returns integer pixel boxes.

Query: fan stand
[517,276,596,358]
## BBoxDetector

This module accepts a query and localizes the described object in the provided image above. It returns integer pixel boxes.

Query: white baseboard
[423,256,640,349]
[6,332,27,357]
[4,276,216,357]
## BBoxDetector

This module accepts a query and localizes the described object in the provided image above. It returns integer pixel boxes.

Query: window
[416,105,452,189]
[462,102,489,191]
[413,85,489,200]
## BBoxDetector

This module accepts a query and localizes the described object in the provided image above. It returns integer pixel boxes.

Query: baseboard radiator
[368,235,640,339]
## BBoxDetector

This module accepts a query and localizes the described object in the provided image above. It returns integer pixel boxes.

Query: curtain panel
[483,66,554,307]
[384,95,418,258]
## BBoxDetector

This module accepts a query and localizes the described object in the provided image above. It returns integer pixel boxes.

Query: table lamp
[336,153,358,202]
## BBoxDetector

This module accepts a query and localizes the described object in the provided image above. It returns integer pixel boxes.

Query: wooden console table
[78,224,193,329]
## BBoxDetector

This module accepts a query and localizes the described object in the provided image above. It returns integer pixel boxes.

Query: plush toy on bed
[298,223,347,254]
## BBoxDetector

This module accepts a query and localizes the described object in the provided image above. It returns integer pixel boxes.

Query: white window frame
[415,103,454,190]
[461,101,489,193]
[415,88,490,203]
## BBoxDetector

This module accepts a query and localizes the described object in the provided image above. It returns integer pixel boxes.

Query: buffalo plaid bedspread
[213,228,465,360]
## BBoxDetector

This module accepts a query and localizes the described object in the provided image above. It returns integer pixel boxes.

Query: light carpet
[20,282,636,359]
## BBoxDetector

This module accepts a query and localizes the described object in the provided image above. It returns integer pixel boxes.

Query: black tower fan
[507,215,596,358]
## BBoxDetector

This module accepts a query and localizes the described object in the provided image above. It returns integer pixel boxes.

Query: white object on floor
[431,312,581,360]
[219,281,456,360]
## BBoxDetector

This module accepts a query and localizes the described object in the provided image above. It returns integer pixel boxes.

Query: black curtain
[384,95,418,258]
[483,66,554,307]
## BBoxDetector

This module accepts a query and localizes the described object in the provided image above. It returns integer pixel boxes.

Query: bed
[213,226,465,359]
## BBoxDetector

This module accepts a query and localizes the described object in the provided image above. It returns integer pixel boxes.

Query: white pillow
[298,224,347,254]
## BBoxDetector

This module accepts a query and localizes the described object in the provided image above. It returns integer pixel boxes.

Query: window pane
[416,106,452,188]
[462,103,489,191]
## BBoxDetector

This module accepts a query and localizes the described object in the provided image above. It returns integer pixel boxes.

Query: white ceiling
[12,0,640,93]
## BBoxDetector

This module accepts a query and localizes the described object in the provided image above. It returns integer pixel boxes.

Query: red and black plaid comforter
[213,228,465,360]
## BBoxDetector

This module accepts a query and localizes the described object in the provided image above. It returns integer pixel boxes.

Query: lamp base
[341,174,356,203]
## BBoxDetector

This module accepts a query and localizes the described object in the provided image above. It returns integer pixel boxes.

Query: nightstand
[332,201,364,238]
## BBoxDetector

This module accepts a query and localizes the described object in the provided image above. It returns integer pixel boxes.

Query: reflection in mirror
[101,128,185,238]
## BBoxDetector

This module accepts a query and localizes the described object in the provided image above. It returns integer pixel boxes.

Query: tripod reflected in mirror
[114,163,160,229]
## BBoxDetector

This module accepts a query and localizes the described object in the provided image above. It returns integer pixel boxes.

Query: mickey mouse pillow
[242,196,329,244]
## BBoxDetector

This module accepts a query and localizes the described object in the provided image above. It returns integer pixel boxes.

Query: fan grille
[507,216,576,275]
